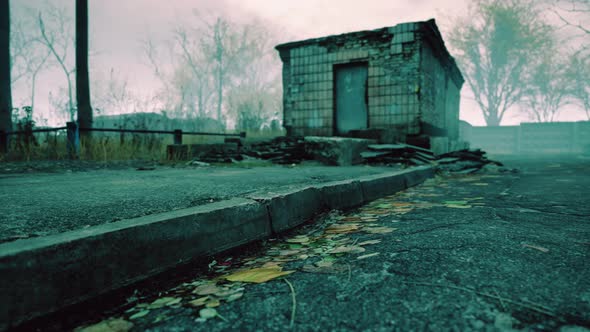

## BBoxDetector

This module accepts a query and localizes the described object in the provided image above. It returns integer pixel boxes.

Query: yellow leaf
[285,236,310,244]
[358,240,381,246]
[363,227,397,234]
[75,318,133,332]
[189,296,210,307]
[329,245,366,254]
[193,283,222,296]
[325,224,361,234]
[224,267,294,283]
[206,299,221,308]
[147,297,180,309]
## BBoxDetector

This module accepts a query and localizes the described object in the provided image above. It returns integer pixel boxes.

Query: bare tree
[37,2,76,121]
[568,54,590,120]
[548,0,590,120]
[521,46,571,122]
[550,0,590,37]
[8,4,53,116]
[142,13,284,130]
[172,26,214,118]
[448,0,552,126]
[0,0,12,139]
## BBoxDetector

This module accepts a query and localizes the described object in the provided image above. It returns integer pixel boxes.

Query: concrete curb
[0,166,433,330]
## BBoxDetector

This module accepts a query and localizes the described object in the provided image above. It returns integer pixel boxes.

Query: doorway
[334,63,368,135]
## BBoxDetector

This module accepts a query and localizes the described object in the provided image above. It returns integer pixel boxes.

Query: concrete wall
[461,121,590,154]
[420,37,462,141]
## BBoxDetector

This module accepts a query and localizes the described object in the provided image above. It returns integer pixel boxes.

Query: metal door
[335,63,368,135]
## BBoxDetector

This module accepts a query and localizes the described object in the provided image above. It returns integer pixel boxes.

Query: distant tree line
[1,0,284,137]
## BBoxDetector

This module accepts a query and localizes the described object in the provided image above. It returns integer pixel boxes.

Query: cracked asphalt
[0,164,396,243]
[16,155,590,332]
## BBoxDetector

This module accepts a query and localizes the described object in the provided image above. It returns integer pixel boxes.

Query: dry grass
[1,128,287,162]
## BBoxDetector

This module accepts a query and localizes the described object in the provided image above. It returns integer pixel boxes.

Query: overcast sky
[10,0,588,126]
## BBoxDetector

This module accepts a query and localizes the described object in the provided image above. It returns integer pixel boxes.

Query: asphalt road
[0,164,396,243]
[16,155,590,331]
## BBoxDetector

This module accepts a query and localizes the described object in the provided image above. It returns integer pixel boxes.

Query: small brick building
[275,19,465,153]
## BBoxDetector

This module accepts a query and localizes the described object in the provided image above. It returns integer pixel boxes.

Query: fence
[0,121,246,158]
[460,121,590,154]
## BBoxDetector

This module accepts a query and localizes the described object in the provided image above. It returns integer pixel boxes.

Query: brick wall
[419,34,462,140]
[279,23,423,137]
[277,20,463,140]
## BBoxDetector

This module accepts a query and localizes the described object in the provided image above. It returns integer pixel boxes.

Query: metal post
[173,129,182,145]
[0,130,7,154]
[66,121,79,159]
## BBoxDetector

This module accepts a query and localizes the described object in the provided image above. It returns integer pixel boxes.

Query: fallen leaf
[147,297,180,309]
[206,299,221,308]
[358,240,381,246]
[357,252,380,260]
[286,236,310,244]
[75,318,134,332]
[325,224,361,234]
[393,207,413,214]
[363,227,397,234]
[199,308,218,319]
[227,292,243,302]
[523,244,549,253]
[360,217,379,222]
[193,284,222,296]
[225,267,294,283]
[315,260,334,268]
[329,246,366,254]
[189,296,210,307]
[129,310,150,320]
[445,204,472,209]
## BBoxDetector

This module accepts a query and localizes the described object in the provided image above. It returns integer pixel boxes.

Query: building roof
[275,19,464,87]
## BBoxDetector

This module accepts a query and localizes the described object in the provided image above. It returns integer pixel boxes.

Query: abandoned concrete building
[275,19,466,154]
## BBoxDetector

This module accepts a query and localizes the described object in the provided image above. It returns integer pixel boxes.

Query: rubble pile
[360,144,506,173]
[190,143,243,163]
[360,144,436,166]
[434,149,505,174]
[242,136,307,164]
[185,136,506,173]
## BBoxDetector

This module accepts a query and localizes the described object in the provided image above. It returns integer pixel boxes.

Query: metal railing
[0,121,246,158]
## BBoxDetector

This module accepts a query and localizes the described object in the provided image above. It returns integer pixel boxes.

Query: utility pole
[76,0,92,142]
[0,0,13,153]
